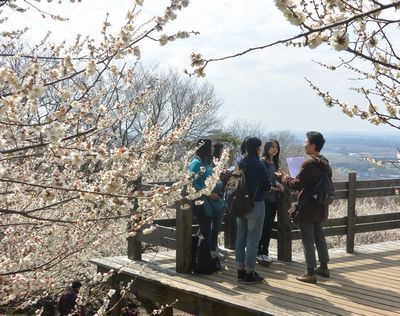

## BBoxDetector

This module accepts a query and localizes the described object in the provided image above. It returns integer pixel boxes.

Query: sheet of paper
[286,156,305,178]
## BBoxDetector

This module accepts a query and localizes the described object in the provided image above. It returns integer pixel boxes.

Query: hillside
[293,132,400,180]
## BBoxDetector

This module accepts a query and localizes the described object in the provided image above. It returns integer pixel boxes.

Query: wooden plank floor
[91,241,400,315]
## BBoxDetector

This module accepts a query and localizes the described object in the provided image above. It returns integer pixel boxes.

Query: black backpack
[191,235,221,274]
[225,169,255,217]
[311,171,335,205]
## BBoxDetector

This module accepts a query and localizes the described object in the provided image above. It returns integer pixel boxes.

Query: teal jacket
[189,157,225,217]
[189,156,213,192]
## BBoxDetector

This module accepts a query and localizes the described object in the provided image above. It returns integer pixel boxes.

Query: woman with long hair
[257,139,284,265]
[189,139,214,246]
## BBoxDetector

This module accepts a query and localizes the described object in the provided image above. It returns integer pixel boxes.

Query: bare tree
[118,65,223,145]
[226,119,267,142]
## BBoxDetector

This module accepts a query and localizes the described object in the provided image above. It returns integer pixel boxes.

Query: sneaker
[296,272,317,284]
[256,254,272,266]
[237,269,246,282]
[315,266,330,278]
[244,271,264,284]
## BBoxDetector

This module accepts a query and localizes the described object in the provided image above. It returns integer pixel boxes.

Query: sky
[4,0,397,135]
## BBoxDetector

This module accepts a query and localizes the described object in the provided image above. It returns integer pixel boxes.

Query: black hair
[240,137,250,155]
[306,131,325,152]
[212,142,224,160]
[245,137,262,157]
[262,139,281,169]
[71,280,82,289]
[195,139,212,162]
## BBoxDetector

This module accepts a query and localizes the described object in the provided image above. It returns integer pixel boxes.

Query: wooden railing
[127,172,400,273]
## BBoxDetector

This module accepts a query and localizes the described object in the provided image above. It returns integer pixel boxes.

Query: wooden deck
[91,241,400,316]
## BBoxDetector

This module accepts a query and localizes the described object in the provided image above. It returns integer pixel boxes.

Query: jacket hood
[311,154,332,177]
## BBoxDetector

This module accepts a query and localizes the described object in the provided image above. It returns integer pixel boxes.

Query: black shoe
[315,266,330,278]
[244,271,264,284]
[237,269,245,282]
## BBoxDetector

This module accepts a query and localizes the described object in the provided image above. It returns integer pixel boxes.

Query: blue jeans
[235,201,265,272]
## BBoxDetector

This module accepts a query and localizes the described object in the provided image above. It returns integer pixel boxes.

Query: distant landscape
[292,131,400,181]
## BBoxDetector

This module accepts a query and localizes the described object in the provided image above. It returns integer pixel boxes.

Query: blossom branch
[191,1,400,73]
[0,126,97,154]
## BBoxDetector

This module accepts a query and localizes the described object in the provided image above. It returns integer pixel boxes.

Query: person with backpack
[235,137,271,283]
[276,131,332,284]
[257,139,284,266]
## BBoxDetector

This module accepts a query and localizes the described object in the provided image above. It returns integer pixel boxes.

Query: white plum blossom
[159,34,169,46]
[132,46,141,58]
[142,225,157,235]
[307,33,324,49]
[107,289,116,298]
[46,121,66,144]
[330,31,349,51]
[86,59,96,76]
[120,29,132,44]
[283,10,306,26]
[176,31,189,39]
[28,85,44,100]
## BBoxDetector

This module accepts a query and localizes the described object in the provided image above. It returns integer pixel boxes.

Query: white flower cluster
[275,0,306,26]
[0,0,222,308]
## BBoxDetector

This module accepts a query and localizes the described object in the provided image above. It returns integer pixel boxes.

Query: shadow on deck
[90,240,400,316]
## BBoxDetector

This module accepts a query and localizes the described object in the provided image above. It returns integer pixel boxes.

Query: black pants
[258,200,278,256]
[193,201,211,245]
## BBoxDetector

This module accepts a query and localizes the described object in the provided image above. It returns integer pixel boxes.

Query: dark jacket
[284,155,332,223]
[239,155,271,202]
[58,287,85,316]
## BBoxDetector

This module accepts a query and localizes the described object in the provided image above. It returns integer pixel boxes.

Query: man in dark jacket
[58,280,85,316]
[277,131,331,283]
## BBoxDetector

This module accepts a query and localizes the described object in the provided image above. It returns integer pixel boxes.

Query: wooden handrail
[128,173,400,271]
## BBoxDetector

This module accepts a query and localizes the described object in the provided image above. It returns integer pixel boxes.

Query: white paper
[287,156,305,178]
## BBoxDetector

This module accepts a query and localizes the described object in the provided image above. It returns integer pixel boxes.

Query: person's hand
[210,192,219,200]
[276,182,284,192]
[275,170,286,179]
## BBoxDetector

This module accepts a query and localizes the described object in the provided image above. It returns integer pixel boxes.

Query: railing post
[277,191,292,261]
[176,198,192,273]
[127,234,142,260]
[346,172,357,254]
[127,197,142,260]
[224,213,236,250]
